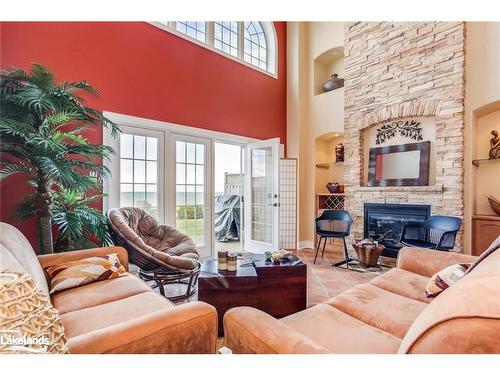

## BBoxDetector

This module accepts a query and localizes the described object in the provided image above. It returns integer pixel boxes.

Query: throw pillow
[45,253,125,294]
[425,263,470,297]
[464,236,500,275]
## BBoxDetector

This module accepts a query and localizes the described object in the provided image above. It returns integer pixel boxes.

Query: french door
[170,134,212,258]
[244,138,280,252]
[107,126,165,222]
[105,113,282,258]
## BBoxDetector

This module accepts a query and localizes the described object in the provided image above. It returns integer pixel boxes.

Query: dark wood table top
[199,253,304,280]
[199,257,257,279]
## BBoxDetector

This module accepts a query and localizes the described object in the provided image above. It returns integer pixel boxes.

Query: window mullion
[207,21,215,46]
[238,21,244,60]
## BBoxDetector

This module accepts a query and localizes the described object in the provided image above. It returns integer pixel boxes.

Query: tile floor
[295,245,394,307]
[138,241,395,308]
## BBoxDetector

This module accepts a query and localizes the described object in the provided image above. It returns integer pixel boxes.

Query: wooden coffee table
[198,253,307,335]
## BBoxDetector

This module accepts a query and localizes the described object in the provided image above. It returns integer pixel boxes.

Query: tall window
[119,133,159,218]
[151,21,277,76]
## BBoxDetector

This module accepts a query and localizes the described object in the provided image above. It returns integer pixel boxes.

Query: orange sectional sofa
[0,223,218,354]
[224,247,500,353]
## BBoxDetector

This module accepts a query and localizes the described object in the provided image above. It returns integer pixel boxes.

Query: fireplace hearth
[363,203,431,258]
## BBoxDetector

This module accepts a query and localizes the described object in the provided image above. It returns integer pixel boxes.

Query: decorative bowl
[326,183,341,193]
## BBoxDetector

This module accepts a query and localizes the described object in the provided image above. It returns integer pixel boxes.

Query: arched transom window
[151,21,277,77]
[244,21,267,70]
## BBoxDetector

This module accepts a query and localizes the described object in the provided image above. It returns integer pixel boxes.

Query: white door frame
[244,137,281,252]
[103,111,280,258]
[169,133,212,258]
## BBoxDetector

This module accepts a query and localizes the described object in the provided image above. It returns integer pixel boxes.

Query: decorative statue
[335,142,344,162]
[489,130,500,159]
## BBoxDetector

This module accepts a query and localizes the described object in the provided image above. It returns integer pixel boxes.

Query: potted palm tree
[51,187,113,251]
[0,64,120,254]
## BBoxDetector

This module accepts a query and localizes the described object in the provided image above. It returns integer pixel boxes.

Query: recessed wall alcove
[472,101,500,215]
[315,132,345,193]
[470,100,500,254]
[313,46,344,96]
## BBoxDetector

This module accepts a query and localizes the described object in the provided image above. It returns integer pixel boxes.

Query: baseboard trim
[298,240,314,249]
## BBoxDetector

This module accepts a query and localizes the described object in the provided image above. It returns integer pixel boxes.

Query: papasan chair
[107,207,201,300]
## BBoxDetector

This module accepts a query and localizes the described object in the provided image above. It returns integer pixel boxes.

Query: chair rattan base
[139,264,201,301]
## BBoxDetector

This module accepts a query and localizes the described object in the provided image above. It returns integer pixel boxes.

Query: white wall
[287,22,346,246]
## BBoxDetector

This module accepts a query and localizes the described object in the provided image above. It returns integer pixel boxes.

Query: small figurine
[489,130,500,159]
[335,142,344,162]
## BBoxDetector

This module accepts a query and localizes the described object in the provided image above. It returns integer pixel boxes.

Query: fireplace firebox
[363,203,431,258]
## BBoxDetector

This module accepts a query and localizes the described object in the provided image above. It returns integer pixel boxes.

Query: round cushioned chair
[107,207,200,300]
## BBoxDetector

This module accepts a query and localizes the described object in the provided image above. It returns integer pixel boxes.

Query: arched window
[244,21,267,70]
[152,21,277,77]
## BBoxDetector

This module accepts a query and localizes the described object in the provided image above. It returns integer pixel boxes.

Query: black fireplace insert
[363,203,431,258]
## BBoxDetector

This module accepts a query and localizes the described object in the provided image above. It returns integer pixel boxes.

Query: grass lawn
[176,218,204,236]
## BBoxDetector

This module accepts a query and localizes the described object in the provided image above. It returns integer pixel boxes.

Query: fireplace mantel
[354,185,444,193]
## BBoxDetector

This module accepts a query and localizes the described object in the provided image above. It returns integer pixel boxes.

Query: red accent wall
[0,22,287,249]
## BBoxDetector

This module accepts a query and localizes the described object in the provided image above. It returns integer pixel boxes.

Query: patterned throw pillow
[45,253,125,294]
[425,263,471,297]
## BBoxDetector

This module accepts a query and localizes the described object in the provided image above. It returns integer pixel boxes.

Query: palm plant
[0,64,120,254]
[52,187,113,251]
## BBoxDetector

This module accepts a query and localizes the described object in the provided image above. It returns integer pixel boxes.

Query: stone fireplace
[344,22,466,252]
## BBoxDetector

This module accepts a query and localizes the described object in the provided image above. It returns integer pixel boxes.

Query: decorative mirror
[367,141,431,187]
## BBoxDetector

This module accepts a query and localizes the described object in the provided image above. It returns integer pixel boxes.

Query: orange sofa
[224,246,500,354]
[0,223,218,354]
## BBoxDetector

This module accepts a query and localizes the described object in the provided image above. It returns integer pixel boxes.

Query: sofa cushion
[281,303,401,353]
[370,268,433,303]
[327,284,427,339]
[45,253,126,293]
[52,273,153,314]
[59,291,174,339]
[399,249,500,353]
[0,223,50,297]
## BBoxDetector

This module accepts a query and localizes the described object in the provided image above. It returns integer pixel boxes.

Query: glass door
[213,142,244,253]
[244,138,280,252]
[170,134,212,258]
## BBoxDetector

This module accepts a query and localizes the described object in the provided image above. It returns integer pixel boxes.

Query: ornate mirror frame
[367,141,431,187]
